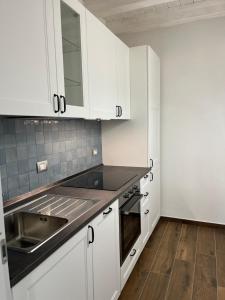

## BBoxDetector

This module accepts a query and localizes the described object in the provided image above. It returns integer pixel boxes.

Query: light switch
[92,148,98,156]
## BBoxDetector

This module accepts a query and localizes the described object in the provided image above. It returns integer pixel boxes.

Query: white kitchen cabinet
[114,38,130,120]
[53,0,89,118]
[102,45,160,223]
[140,194,151,249]
[86,10,117,120]
[0,182,11,300]
[0,0,57,117]
[12,200,120,300]
[12,226,93,300]
[91,201,120,300]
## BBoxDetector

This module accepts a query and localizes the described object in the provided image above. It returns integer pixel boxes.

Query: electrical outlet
[92,148,98,156]
[37,160,48,173]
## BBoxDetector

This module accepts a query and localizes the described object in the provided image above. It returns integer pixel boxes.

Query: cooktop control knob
[128,190,133,194]
[123,193,130,198]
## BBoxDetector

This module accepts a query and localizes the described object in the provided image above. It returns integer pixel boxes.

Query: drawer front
[120,237,141,289]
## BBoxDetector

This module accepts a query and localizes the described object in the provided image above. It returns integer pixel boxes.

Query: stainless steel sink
[5,194,100,253]
[5,212,68,253]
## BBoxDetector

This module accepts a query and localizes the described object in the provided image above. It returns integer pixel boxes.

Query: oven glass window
[120,196,141,264]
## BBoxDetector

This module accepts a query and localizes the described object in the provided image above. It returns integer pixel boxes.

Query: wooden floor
[119,218,225,300]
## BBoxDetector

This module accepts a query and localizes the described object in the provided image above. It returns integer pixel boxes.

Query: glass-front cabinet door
[53,0,88,118]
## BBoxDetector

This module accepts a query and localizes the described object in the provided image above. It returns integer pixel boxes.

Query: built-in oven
[119,182,142,265]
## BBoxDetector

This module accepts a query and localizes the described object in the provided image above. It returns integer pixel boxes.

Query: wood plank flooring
[119,219,225,300]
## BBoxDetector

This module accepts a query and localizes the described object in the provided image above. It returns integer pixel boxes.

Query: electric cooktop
[62,168,137,191]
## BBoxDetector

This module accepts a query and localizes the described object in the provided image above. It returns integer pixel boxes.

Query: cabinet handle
[119,106,123,117]
[60,95,66,113]
[1,239,7,264]
[103,207,112,215]
[145,209,150,215]
[150,172,153,182]
[53,94,60,113]
[130,249,136,257]
[150,159,154,169]
[116,106,119,117]
[88,225,94,244]
[144,192,149,197]
[144,174,149,179]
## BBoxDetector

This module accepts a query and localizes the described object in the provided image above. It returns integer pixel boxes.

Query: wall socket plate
[37,160,48,173]
[92,148,98,156]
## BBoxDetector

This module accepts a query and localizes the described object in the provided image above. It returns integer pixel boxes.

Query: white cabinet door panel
[115,38,130,120]
[91,201,120,300]
[86,11,117,120]
[0,0,57,117]
[13,227,92,300]
[53,0,89,118]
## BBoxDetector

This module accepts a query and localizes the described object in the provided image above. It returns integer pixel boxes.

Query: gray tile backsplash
[0,118,102,201]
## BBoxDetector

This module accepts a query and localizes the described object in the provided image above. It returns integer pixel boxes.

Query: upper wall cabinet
[0,0,57,117]
[114,37,130,120]
[86,10,117,120]
[53,0,89,118]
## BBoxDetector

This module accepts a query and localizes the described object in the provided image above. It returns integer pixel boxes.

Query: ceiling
[83,0,225,34]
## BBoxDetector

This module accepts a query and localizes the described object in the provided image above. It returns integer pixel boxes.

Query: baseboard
[160,216,225,229]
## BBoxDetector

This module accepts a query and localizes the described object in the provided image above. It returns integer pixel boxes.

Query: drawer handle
[144,174,149,179]
[103,207,112,215]
[150,158,154,169]
[144,192,149,197]
[145,209,150,215]
[130,249,137,257]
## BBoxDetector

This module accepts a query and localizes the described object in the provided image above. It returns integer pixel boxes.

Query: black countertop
[6,165,149,287]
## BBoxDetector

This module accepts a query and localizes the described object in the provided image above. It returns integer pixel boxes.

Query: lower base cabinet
[12,227,92,300]
[92,201,120,300]
[12,200,120,300]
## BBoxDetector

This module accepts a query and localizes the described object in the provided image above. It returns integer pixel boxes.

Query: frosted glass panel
[61,1,83,107]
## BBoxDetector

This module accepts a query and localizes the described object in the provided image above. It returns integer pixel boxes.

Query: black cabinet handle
[88,225,94,244]
[60,95,66,113]
[119,106,123,117]
[116,106,119,117]
[144,174,149,179]
[144,192,149,197]
[130,249,136,257]
[150,172,153,182]
[145,209,150,215]
[103,207,112,215]
[150,159,154,169]
[53,94,60,113]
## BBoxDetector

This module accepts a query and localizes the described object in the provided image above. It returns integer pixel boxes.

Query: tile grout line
[164,222,183,300]
[214,228,218,300]
[138,221,169,300]
[191,225,199,300]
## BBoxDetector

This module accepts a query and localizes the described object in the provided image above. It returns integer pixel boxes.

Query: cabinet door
[0,0,57,117]
[13,227,92,300]
[115,38,130,120]
[91,201,120,300]
[53,0,89,118]
[141,194,151,249]
[86,10,117,120]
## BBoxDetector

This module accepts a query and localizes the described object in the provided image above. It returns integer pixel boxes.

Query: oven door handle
[120,194,142,215]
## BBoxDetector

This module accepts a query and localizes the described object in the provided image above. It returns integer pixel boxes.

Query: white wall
[120,17,225,224]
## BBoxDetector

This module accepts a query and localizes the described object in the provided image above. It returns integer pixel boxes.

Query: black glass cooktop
[63,169,137,191]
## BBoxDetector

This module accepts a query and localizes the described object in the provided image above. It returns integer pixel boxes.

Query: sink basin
[5,212,68,253]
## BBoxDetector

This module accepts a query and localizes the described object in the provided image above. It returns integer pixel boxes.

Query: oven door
[120,194,142,265]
